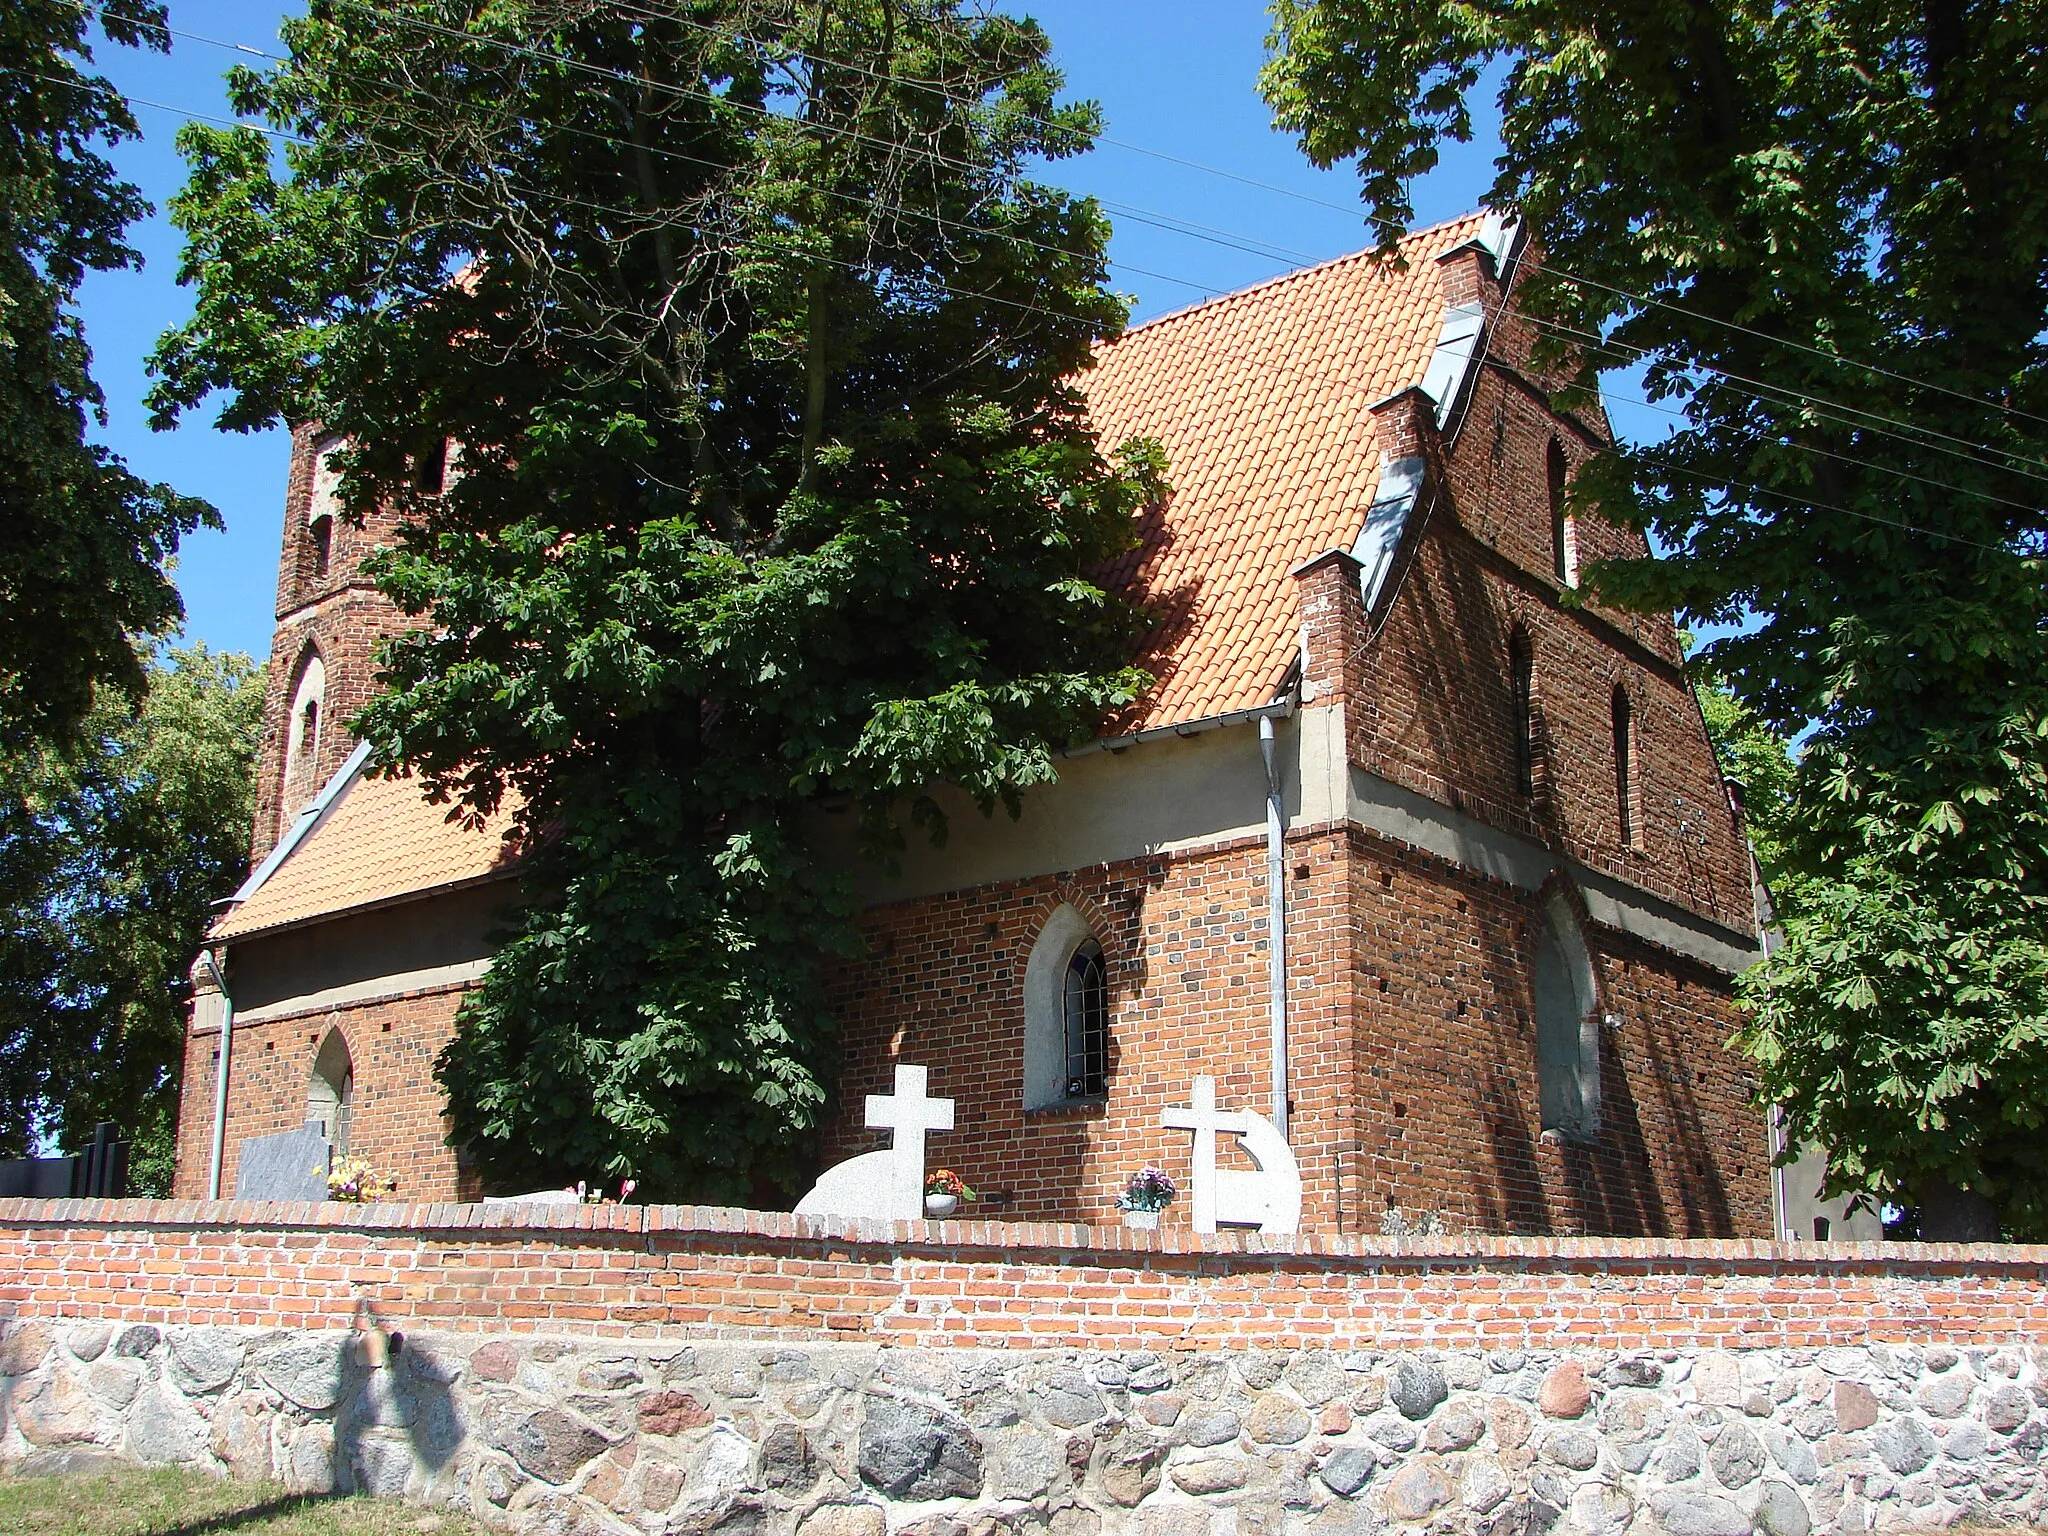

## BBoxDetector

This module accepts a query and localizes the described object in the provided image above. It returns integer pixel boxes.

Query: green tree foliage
[1265,0,2048,1239]
[0,643,262,1192]
[1694,673,1796,896]
[0,0,215,751]
[150,0,1157,1201]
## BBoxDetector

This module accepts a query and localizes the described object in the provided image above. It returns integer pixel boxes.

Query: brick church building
[172,213,1774,1236]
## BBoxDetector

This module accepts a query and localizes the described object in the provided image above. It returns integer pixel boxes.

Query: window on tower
[1509,628,1535,797]
[415,437,448,495]
[309,515,333,581]
[1547,438,1575,586]
[280,650,327,829]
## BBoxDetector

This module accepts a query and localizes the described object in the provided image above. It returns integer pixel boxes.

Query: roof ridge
[1105,209,1490,346]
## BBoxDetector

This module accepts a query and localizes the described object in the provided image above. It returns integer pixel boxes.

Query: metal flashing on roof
[224,739,372,909]
[1418,302,1487,432]
[1476,211,1524,269]
[1353,455,1426,611]
[1435,209,1526,274]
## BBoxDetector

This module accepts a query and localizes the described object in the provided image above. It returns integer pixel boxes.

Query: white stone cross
[1162,1075,1302,1234]
[794,1062,956,1223]
[1162,1076,1251,1234]
[866,1063,956,1219]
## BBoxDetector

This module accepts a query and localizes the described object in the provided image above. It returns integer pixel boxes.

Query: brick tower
[247,426,423,861]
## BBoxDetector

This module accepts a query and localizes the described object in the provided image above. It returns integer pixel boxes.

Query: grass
[0,1466,491,1536]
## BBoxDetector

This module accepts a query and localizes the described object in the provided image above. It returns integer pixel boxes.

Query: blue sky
[77,2,1517,663]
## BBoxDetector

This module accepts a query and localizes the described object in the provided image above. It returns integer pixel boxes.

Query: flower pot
[924,1193,959,1219]
[1122,1210,1160,1230]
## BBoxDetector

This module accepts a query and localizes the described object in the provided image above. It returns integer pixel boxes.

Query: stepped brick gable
[174,214,1772,1239]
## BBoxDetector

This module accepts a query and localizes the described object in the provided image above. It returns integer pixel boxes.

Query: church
[172,212,1774,1237]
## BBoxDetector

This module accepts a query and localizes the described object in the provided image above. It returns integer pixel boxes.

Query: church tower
[246,425,428,861]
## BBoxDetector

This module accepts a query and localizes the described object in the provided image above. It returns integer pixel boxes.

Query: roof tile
[214,770,518,941]
[1084,215,1480,730]
[219,219,1479,939]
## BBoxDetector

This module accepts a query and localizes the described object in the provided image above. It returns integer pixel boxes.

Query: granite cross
[1162,1075,1251,1234]
[867,1063,956,1220]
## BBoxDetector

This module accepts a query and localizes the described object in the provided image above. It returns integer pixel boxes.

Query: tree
[0,1,215,750]
[1264,0,2048,1237]
[0,642,262,1193]
[149,0,1157,1201]
[1694,671,1797,898]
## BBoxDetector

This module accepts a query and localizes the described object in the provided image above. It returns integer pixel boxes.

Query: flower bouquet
[924,1168,976,1218]
[1116,1166,1176,1229]
[321,1155,398,1204]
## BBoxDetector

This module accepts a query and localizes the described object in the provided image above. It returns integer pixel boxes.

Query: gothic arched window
[308,1028,355,1155]
[307,435,345,588]
[1509,628,1535,797]
[1547,439,1575,586]
[1022,904,1111,1108]
[414,436,448,495]
[280,650,327,828]
[1063,940,1109,1100]
[309,514,333,581]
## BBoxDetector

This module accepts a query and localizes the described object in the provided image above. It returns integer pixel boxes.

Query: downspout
[200,949,234,1201]
[1260,715,1289,1140]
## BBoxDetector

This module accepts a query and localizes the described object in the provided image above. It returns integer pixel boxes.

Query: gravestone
[793,1064,954,1221]
[234,1126,331,1202]
[1162,1076,1302,1234]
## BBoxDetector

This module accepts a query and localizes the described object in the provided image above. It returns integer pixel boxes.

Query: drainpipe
[200,949,234,1201]
[1260,715,1290,1140]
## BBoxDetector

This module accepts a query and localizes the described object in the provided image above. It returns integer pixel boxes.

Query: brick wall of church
[171,979,474,1203]
[821,830,1360,1232]
[1340,827,1769,1238]
[820,814,1770,1239]
[1350,324,1756,937]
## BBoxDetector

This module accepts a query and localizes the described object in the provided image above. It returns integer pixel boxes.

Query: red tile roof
[214,769,518,940]
[1085,213,1483,730]
[218,218,1480,939]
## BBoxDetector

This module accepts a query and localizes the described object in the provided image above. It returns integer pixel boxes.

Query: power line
[90,76,2042,549]
[1522,309,2048,490]
[59,41,2046,549]
[1522,313,2048,513]
[597,0,2048,435]
[114,1,2048,493]
[70,0,2048,434]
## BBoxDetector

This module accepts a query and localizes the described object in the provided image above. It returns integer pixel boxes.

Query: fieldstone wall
[2,1323,2042,1536]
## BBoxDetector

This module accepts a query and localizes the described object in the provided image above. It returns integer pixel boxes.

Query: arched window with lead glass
[1022,904,1112,1109]
[308,1027,355,1155]
[1063,939,1108,1099]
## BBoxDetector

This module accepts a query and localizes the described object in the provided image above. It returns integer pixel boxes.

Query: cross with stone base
[867,1064,956,1220]
[1162,1076,1251,1234]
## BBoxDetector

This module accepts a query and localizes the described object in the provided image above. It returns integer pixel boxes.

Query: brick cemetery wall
[0,1200,2042,1535]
